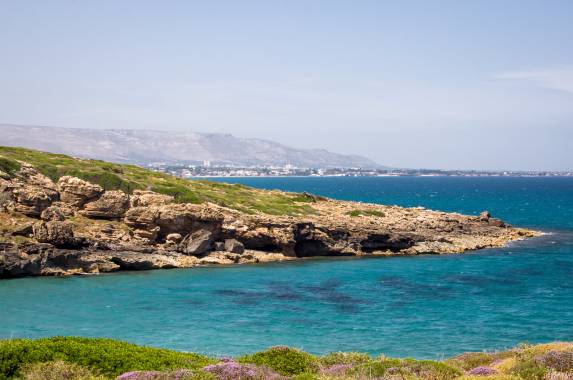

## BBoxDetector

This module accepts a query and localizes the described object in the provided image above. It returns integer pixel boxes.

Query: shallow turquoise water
[1,177,572,358]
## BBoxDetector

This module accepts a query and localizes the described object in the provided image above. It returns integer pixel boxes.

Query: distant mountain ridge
[0,124,381,168]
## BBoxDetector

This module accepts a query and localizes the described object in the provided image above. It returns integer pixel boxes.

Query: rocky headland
[0,147,541,279]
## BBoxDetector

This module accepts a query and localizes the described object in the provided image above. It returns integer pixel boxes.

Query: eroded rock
[180,229,216,256]
[41,206,66,221]
[33,221,79,248]
[80,190,130,219]
[57,176,103,207]
[224,238,245,254]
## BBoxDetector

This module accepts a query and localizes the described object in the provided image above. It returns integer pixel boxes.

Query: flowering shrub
[320,352,371,366]
[545,370,573,380]
[467,366,497,376]
[117,372,160,379]
[116,370,196,380]
[320,363,354,376]
[20,360,105,380]
[536,351,573,372]
[203,360,285,380]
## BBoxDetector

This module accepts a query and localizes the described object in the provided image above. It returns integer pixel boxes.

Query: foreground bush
[19,360,105,380]
[0,337,212,380]
[238,346,318,376]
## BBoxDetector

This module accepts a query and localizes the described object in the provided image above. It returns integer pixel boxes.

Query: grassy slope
[0,146,315,215]
[1,337,572,380]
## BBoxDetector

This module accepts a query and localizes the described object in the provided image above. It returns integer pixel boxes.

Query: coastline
[0,147,542,279]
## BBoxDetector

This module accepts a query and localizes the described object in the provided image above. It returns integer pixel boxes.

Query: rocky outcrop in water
[0,164,541,279]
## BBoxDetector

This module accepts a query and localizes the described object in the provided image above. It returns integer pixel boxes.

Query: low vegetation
[346,209,385,218]
[0,146,315,215]
[1,338,572,380]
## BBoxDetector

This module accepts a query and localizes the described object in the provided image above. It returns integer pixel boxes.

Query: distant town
[146,161,573,178]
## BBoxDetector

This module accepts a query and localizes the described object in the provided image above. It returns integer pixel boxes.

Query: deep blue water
[1,177,572,359]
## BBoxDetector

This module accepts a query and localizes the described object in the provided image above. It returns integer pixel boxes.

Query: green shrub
[400,359,462,379]
[0,157,21,177]
[19,360,105,380]
[347,209,385,218]
[0,337,213,380]
[351,358,402,378]
[446,352,495,371]
[353,358,461,380]
[238,346,319,376]
[510,358,547,380]
[320,352,372,366]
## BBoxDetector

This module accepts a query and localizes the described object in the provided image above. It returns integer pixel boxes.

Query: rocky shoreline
[0,158,541,279]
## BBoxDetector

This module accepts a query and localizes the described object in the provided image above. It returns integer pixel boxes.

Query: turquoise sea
[1,177,572,359]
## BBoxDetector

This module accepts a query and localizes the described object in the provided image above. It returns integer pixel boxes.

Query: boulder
[155,204,224,236]
[11,223,34,237]
[125,203,224,241]
[0,243,44,278]
[41,206,66,221]
[11,186,57,217]
[224,238,245,254]
[198,251,240,265]
[33,221,78,248]
[80,190,130,219]
[124,206,159,230]
[488,218,506,227]
[57,176,103,207]
[130,190,174,207]
[479,211,491,221]
[179,229,215,256]
[166,233,182,244]
[133,227,160,242]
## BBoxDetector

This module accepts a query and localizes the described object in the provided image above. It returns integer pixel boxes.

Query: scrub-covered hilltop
[0,146,540,278]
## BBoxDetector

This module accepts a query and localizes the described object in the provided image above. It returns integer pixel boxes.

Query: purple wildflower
[468,366,497,376]
[321,363,354,375]
[536,350,573,372]
[116,371,161,379]
[203,360,285,380]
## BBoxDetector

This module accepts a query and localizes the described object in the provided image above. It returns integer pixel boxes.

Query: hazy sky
[1,1,572,170]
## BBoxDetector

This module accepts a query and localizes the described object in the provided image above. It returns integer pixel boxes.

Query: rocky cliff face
[0,163,540,279]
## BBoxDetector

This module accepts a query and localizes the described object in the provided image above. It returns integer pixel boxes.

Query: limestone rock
[155,203,224,236]
[11,223,34,237]
[479,211,491,220]
[80,190,130,219]
[198,251,239,265]
[33,221,78,248]
[11,186,57,217]
[41,206,66,221]
[124,207,159,232]
[166,233,182,244]
[488,218,506,228]
[224,238,245,254]
[125,203,224,241]
[179,229,215,256]
[57,176,103,207]
[130,190,173,207]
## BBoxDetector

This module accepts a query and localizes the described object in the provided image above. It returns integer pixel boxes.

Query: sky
[1,1,572,171]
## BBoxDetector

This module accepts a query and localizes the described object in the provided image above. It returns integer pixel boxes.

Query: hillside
[0,146,314,215]
[0,124,381,169]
